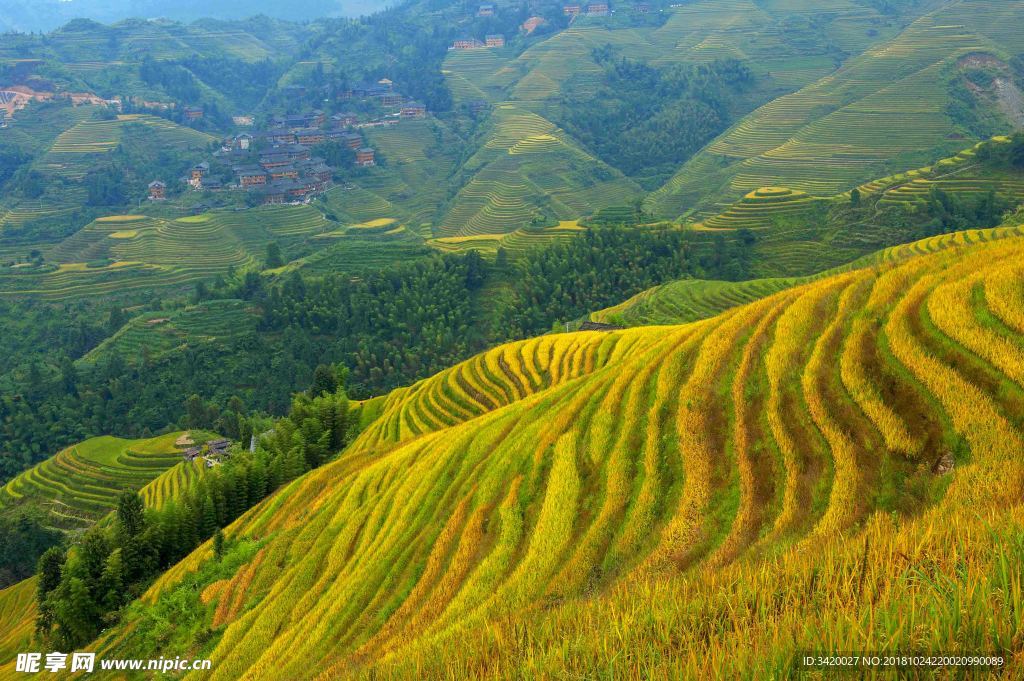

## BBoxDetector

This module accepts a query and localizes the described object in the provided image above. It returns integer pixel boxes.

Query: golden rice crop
[52,222,1024,680]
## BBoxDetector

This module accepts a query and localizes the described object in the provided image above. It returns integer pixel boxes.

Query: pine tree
[309,364,338,396]
[78,529,110,598]
[284,443,307,481]
[99,549,125,610]
[213,528,225,560]
[248,459,268,503]
[199,493,218,538]
[265,241,284,269]
[35,547,65,636]
[116,490,146,538]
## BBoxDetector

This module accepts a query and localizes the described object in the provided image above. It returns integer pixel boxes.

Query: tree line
[35,379,353,649]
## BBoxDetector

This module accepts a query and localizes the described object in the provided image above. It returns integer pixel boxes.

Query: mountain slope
[649,1,1024,218]
[438,104,641,236]
[66,221,1024,678]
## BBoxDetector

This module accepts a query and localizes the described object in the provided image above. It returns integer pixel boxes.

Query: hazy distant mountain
[0,0,395,32]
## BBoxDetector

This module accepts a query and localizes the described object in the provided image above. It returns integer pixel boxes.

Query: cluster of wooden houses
[148,80,430,205]
[451,34,506,50]
[563,2,611,16]
[182,438,232,468]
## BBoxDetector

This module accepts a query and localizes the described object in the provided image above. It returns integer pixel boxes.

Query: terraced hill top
[0,433,189,531]
[592,222,1024,326]
[80,220,1024,679]
[437,104,641,237]
[649,1,1024,217]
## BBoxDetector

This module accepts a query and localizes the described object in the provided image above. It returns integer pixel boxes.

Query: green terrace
[0,434,189,531]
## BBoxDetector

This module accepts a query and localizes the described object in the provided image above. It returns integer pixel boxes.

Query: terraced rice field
[591,276,803,325]
[101,221,1024,679]
[649,4,1021,217]
[595,220,1024,328]
[0,579,35,676]
[297,225,433,274]
[699,186,822,230]
[0,434,186,531]
[37,114,213,180]
[438,105,640,237]
[857,138,1024,207]
[430,221,585,258]
[79,299,258,367]
[443,0,902,111]
[140,459,209,511]
[0,206,331,300]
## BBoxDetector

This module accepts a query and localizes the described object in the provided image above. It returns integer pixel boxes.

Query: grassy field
[648,2,1024,218]
[0,433,188,531]
[55,219,1024,679]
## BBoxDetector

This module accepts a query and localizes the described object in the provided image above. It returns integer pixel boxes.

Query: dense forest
[559,54,755,187]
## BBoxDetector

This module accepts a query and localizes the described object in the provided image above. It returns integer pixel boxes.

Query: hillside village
[151,79,429,206]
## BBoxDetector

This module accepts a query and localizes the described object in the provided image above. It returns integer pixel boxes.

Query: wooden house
[270,165,299,181]
[485,34,506,48]
[579,320,624,332]
[148,180,166,200]
[400,101,427,118]
[332,112,359,127]
[237,166,269,186]
[563,4,581,15]
[257,183,288,204]
[340,131,363,149]
[261,128,297,145]
[355,148,376,167]
[183,105,203,120]
[299,159,333,183]
[478,3,495,16]
[259,153,293,169]
[451,38,485,49]
[586,2,609,14]
[296,128,326,146]
[189,162,209,189]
